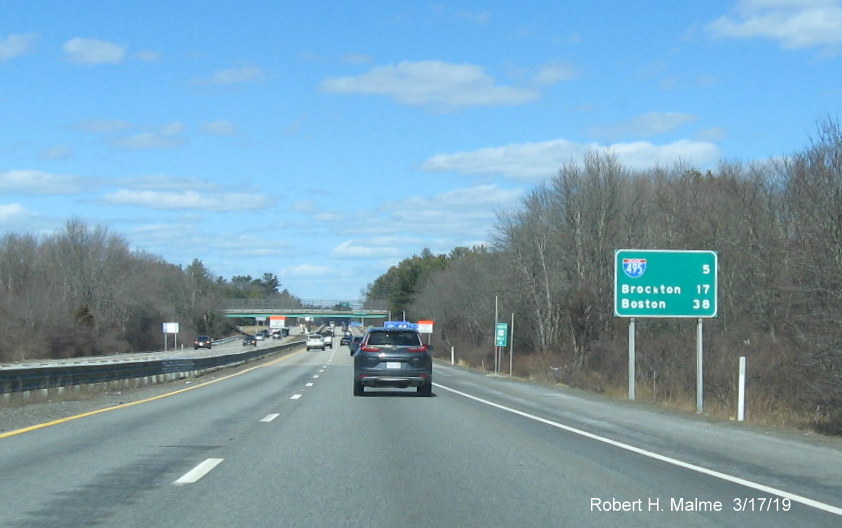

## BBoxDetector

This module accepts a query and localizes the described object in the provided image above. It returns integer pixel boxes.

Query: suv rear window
[366,331,422,346]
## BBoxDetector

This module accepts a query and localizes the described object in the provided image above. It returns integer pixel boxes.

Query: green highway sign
[614,250,717,318]
[495,322,509,347]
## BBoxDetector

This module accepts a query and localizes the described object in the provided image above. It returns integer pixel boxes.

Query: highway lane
[1,341,840,527]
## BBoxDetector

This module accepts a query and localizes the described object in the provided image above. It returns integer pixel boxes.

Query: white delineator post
[738,356,746,422]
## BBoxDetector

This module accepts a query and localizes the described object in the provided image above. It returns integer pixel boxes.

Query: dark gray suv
[353,328,432,396]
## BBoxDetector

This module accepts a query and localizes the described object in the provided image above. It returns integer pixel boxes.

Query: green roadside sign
[495,322,508,347]
[614,249,717,318]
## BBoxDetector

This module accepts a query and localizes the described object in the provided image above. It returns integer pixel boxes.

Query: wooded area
[367,118,842,435]
[0,220,301,362]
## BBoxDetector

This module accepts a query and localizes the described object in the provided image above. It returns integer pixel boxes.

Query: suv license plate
[386,362,401,369]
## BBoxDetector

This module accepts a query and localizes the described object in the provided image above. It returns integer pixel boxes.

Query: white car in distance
[306,334,325,351]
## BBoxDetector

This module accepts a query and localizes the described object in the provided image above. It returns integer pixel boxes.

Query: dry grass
[435,346,840,437]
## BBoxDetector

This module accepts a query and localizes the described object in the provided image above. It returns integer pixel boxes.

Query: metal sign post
[629,318,636,400]
[697,318,704,414]
[509,313,514,377]
[494,296,498,374]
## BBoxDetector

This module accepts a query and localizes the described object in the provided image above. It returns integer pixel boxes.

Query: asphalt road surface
[1,342,841,527]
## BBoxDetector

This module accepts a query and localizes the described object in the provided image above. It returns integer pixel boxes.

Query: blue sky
[1,1,841,302]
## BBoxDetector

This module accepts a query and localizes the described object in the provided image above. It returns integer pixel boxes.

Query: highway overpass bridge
[221,299,389,325]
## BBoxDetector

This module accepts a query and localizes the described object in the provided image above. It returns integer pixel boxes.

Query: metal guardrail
[0,340,303,395]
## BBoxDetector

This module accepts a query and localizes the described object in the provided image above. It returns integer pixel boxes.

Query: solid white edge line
[173,457,224,485]
[433,382,842,517]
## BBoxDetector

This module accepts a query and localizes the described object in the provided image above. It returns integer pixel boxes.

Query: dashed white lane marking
[312,375,319,379]
[260,414,280,422]
[290,394,302,400]
[174,458,224,485]
[306,382,314,387]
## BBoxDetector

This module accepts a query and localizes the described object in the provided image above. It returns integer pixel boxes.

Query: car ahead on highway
[306,334,325,351]
[340,333,352,346]
[353,328,432,396]
[255,329,270,340]
[322,332,333,349]
[348,335,363,356]
[193,335,212,349]
[243,335,257,346]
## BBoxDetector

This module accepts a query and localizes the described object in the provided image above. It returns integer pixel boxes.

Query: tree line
[0,220,301,362]
[366,118,842,435]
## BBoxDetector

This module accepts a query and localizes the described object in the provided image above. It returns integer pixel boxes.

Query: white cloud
[135,50,160,62]
[111,122,186,150]
[201,120,238,136]
[696,127,728,142]
[422,138,720,180]
[0,203,31,221]
[293,200,317,213]
[213,234,288,256]
[608,140,720,169]
[0,34,37,61]
[708,0,842,51]
[422,139,585,180]
[74,119,132,133]
[104,189,273,211]
[367,235,424,246]
[0,169,82,194]
[455,9,491,25]
[119,175,215,191]
[588,112,698,140]
[315,210,343,222]
[341,53,373,65]
[320,60,541,111]
[281,264,335,277]
[206,66,266,85]
[63,37,126,64]
[332,240,402,259]
[388,184,522,210]
[113,133,184,150]
[532,61,578,85]
[38,144,74,160]
[335,184,522,245]
[160,122,185,135]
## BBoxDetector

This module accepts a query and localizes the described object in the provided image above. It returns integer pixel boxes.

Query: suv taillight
[359,345,380,353]
[407,345,427,353]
